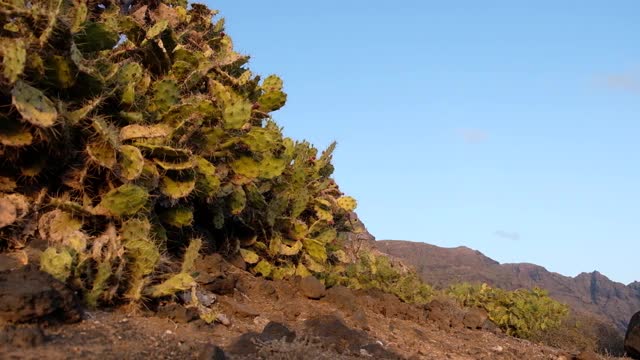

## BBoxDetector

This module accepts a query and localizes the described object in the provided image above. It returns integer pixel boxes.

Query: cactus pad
[159,206,194,228]
[337,196,358,212]
[160,173,196,199]
[40,247,73,281]
[118,145,145,180]
[86,142,117,169]
[0,118,32,146]
[95,184,149,217]
[11,81,58,127]
[148,273,195,298]
[1,38,26,84]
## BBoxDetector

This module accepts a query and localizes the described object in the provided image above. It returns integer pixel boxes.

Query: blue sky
[208,1,639,284]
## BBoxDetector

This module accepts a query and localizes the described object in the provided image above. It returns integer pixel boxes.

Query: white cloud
[494,230,520,241]
[456,128,489,143]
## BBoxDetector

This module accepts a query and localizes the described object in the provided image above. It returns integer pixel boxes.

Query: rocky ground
[0,257,627,360]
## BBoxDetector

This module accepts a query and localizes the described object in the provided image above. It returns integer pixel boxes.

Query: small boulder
[463,307,488,330]
[156,303,199,324]
[258,321,296,343]
[325,285,358,312]
[198,344,227,360]
[0,324,46,348]
[298,276,326,299]
[222,298,260,318]
[424,297,465,330]
[573,350,599,360]
[625,311,640,359]
[0,266,82,324]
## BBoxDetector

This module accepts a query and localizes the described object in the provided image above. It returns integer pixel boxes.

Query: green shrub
[446,283,569,339]
[329,250,434,305]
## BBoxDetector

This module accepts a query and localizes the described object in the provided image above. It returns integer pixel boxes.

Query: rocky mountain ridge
[374,240,640,333]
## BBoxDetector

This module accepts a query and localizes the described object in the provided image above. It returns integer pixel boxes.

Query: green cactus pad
[239,248,260,264]
[11,81,58,127]
[302,238,327,264]
[74,22,119,53]
[159,206,194,228]
[47,55,75,89]
[194,157,220,197]
[40,247,73,282]
[146,20,169,40]
[252,259,272,277]
[314,205,333,222]
[181,238,202,274]
[229,186,246,215]
[116,62,143,85]
[279,240,302,256]
[150,79,180,114]
[258,90,287,113]
[243,127,281,153]
[160,173,196,199]
[303,254,326,273]
[134,143,192,161]
[86,261,112,307]
[121,218,151,242]
[259,156,287,179]
[95,184,149,217]
[223,100,252,129]
[262,75,284,92]
[337,196,358,212]
[0,118,32,146]
[312,228,337,244]
[118,145,145,180]
[125,239,160,275]
[148,272,195,298]
[65,98,103,125]
[230,156,260,179]
[153,158,195,171]
[272,264,296,280]
[119,112,145,124]
[295,263,312,278]
[86,142,117,169]
[1,38,26,84]
[120,124,171,142]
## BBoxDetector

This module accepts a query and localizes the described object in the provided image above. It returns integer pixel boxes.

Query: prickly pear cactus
[0,0,360,307]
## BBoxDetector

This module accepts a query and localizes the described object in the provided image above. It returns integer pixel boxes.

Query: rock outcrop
[626,311,640,359]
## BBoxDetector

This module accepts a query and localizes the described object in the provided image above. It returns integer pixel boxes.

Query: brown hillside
[374,240,640,334]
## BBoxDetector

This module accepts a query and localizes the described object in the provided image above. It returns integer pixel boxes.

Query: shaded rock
[626,311,640,359]
[358,288,423,321]
[204,275,237,296]
[227,254,246,271]
[0,266,82,324]
[228,332,259,355]
[573,350,599,360]
[325,285,358,312]
[0,324,46,348]
[424,297,465,330]
[156,303,198,324]
[463,307,488,330]
[257,281,278,300]
[304,314,400,358]
[222,298,260,318]
[351,309,370,331]
[298,276,326,299]
[258,321,296,343]
[198,344,227,360]
[195,254,227,277]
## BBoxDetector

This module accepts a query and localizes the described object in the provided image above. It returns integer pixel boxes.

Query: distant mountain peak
[374,239,640,334]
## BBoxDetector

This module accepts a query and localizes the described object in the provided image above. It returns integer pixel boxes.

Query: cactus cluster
[0,0,361,306]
